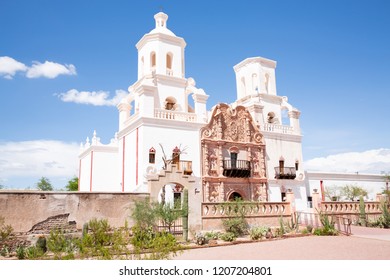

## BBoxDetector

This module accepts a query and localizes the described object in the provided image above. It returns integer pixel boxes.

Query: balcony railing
[223,160,251,178]
[154,109,197,122]
[274,167,296,179]
[179,160,193,175]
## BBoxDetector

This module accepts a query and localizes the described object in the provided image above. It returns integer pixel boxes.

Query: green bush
[131,226,182,260]
[36,236,47,253]
[249,226,269,240]
[16,246,26,260]
[0,216,13,242]
[222,217,248,237]
[204,231,220,241]
[220,232,236,242]
[47,229,77,260]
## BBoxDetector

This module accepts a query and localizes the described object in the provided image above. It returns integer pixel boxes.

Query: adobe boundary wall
[0,191,149,233]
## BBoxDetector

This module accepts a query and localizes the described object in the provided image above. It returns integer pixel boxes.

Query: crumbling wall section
[0,191,149,233]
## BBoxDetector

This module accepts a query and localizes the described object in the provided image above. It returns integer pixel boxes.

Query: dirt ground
[173,226,390,260]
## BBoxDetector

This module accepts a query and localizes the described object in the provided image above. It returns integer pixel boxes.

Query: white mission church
[78,12,385,212]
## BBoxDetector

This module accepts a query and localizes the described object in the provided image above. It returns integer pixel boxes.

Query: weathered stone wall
[0,191,149,233]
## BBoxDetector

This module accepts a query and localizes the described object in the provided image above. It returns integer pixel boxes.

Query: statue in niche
[209,183,219,202]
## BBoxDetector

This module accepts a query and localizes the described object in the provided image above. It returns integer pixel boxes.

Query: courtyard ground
[173,226,390,260]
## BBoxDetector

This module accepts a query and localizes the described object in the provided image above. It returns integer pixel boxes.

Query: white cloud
[26,61,76,79]
[57,89,128,106]
[0,56,28,79]
[0,56,76,79]
[304,148,390,174]
[0,140,79,181]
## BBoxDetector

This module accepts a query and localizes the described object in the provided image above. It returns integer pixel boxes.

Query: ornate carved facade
[200,103,268,202]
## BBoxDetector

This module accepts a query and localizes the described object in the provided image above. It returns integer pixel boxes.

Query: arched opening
[228,191,243,201]
[252,73,258,93]
[158,183,184,207]
[150,52,156,70]
[165,96,176,110]
[240,76,246,97]
[166,53,173,75]
[267,112,279,124]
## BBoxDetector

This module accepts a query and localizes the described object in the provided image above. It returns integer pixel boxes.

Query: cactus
[82,222,89,238]
[36,236,47,253]
[182,189,189,241]
[359,195,367,227]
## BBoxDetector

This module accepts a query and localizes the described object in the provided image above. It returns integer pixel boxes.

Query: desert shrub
[194,232,207,245]
[36,236,47,253]
[131,226,182,260]
[222,217,248,237]
[370,202,390,228]
[0,216,13,242]
[47,229,78,260]
[249,226,269,240]
[16,246,26,260]
[313,211,338,236]
[204,231,220,241]
[79,218,130,260]
[220,232,236,242]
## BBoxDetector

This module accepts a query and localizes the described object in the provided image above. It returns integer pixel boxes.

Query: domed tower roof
[148,12,176,36]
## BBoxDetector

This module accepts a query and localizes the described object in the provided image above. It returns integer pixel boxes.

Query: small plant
[0,216,13,241]
[47,229,77,260]
[16,246,26,260]
[287,213,300,233]
[204,231,220,241]
[359,195,367,227]
[220,232,236,242]
[314,211,338,236]
[306,224,313,233]
[249,226,269,240]
[0,246,9,257]
[278,216,287,236]
[36,236,47,253]
[370,201,390,228]
[194,232,207,245]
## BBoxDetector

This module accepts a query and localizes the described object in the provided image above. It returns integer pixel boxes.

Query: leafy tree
[36,177,53,191]
[65,176,78,191]
[324,186,341,201]
[340,184,368,201]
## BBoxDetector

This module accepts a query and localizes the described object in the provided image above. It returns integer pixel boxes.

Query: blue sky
[1,0,390,189]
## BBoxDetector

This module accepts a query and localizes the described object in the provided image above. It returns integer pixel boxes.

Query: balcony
[274,167,296,180]
[178,160,193,175]
[223,160,251,178]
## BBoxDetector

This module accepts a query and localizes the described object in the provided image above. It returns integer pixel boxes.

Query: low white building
[78,12,386,213]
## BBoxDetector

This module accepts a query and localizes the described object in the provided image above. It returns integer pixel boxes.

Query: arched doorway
[158,183,184,208]
[228,191,243,201]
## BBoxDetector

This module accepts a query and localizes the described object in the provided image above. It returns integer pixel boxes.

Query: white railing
[261,123,295,134]
[154,109,197,122]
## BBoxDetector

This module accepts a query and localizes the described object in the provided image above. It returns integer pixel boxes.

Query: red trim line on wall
[122,136,126,192]
[90,151,94,192]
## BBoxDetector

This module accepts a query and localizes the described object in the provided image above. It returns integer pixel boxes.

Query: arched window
[149,147,156,164]
[172,146,180,165]
[267,112,278,124]
[150,52,156,70]
[165,96,176,110]
[167,53,173,70]
[252,73,258,92]
[240,76,246,97]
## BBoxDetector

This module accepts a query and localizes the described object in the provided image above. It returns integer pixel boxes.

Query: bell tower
[136,12,186,80]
